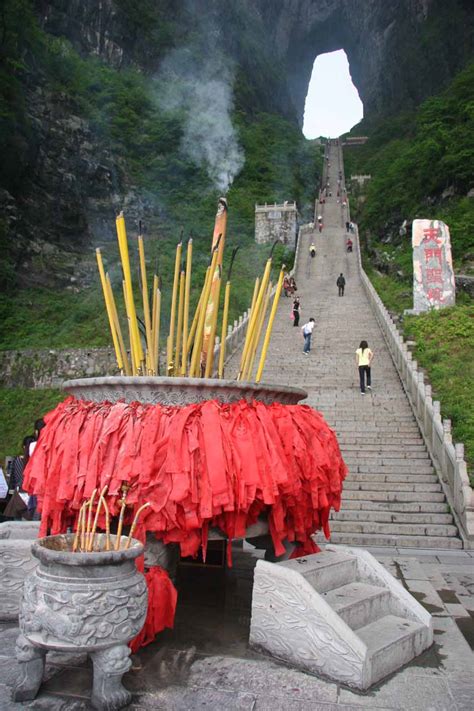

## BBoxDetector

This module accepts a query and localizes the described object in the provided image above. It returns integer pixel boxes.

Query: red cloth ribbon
[129,563,177,653]
[24,397,347,560]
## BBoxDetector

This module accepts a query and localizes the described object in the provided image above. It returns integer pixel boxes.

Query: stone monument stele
[411,219,455,313]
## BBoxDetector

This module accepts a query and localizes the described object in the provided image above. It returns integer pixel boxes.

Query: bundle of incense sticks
[72,484,151,553]
[96,199,285,382]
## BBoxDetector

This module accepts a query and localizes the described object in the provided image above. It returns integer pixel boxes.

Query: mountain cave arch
[303,49,363,138]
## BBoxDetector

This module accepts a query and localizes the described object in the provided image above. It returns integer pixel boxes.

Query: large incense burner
[63,376,308,555]
[22,198,348,667]
[64,375,307,406]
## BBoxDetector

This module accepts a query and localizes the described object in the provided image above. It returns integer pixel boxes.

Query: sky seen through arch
[303,50,363,139]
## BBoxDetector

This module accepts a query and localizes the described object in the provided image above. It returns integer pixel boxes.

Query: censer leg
[90,644,132,711]
[12,634,46,702]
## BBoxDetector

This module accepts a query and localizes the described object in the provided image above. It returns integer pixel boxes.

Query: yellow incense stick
[124,502,152,549]
[100,495,111,551]
[187,265,210,358]
[115,485,129,551]
[181,239,193,375]
[116,213,143,371]
[239,276,259,373]
[86,489,98,551]
[106,273,131,375]
[152,283,161,376]
[168,242,182,375]
[79,501,88,552]
[151,274,158,373]
[87,485,108,552]
[202,199,227,366]
[204,273,222,378]
[138,235,153,373]
[256,267,286,382]
[175,271,185,371]
[245,281,272,380]
[238,259,272,380]
[96,249,123,372]
[189,248,219,377]
[218,280,231,378]
[123,281,138,375]
[243,261,272,371]
[73,505,85,552]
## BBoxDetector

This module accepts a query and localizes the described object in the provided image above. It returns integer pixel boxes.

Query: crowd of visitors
[289,150,374,393]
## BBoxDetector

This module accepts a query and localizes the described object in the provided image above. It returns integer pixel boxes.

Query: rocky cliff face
[2,0,473,289]
[257,0,474,124]
[38,0,474,123]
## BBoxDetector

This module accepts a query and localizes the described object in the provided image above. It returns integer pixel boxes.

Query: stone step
[326,531,463,549]
[342,500,449,513]
[341,444,427,452]
[322,581,390,630]
[332,510,454,525]
[344,473,438,483]
[334,426,423,434]
[279,550,357,594]
[343,452,430,460]
[329,520,458,537]
[358,615,429,685]
[321,411,416,418]
[342,490,445,502]
[330,419,418,426]
[343,481,441,493]
[349,464,435,474]
[337,436,423,444]
[344,458,431,467]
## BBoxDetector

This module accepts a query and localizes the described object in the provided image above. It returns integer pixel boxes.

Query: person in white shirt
[302,318,315,354]
[355,340,374,394]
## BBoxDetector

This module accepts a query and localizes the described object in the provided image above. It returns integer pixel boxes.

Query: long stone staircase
[227,142,462,550]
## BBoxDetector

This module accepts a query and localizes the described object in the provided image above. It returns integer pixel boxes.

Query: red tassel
[129,565,177,653]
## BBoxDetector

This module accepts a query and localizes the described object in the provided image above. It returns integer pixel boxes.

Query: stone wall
[0,348,119,388]
[255,202,298,246]
[455,274,474,299]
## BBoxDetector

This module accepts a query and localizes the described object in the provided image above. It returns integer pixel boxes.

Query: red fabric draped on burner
[23,397,348,560]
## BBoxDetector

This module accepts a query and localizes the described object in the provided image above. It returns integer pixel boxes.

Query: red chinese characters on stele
[412,221,455,309]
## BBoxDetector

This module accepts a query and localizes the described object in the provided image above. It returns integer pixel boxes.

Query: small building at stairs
[255,201,298,246]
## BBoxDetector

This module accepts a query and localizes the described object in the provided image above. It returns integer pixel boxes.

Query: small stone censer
[13,491,149,711]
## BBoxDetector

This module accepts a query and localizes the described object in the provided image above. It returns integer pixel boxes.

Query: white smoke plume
[158,38,245,193]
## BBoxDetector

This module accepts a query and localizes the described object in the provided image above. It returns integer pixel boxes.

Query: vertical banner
[412,219,455,312]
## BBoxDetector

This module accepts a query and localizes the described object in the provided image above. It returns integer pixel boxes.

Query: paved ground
[1,544,473,710]
[1,144,472,709]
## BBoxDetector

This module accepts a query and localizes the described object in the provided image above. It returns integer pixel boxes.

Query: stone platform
[0,543,473,710]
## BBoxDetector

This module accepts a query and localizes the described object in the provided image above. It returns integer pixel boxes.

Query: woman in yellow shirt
[355,340,374,395]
